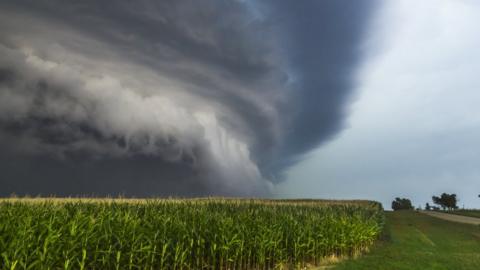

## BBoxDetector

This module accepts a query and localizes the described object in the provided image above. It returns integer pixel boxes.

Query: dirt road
[420,211,480,225]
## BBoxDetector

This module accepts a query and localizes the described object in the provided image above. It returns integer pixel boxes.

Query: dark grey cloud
[0,0,376,196]
[261,0,378,173]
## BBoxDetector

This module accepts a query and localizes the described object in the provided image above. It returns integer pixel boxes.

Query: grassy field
[333,211,480,270]
[446,210,480,219]
[0,198,384,269]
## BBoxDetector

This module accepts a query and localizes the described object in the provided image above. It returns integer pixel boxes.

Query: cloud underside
[0,0,373,196]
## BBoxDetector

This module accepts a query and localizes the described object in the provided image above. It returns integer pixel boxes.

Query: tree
[432,195,442,209]
[391,197,414,211]
[425,203,431,211]
[432,193,458,211]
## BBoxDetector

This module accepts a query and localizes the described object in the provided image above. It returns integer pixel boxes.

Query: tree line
[391,193,458,211]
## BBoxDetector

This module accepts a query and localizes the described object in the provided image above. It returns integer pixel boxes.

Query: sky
[0,1,479,209]
[276,0,480,209]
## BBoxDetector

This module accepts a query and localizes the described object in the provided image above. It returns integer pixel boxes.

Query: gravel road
[420,211,480,225]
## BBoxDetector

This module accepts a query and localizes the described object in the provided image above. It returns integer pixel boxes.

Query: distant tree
[425,203,431,211]
[432,193,458,211]
[391,197,414,211]
[432,195,443,210]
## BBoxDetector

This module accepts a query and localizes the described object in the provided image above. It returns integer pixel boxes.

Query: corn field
[0,198,384,269]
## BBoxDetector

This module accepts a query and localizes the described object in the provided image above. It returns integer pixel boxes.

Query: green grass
[446,210,480,219]
[0,198,384,269]
[333,211,480,270]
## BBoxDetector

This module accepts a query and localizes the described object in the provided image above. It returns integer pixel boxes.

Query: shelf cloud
[0,0,375,196]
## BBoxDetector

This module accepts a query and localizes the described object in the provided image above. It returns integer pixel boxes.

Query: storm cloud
[0,0,375,197]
